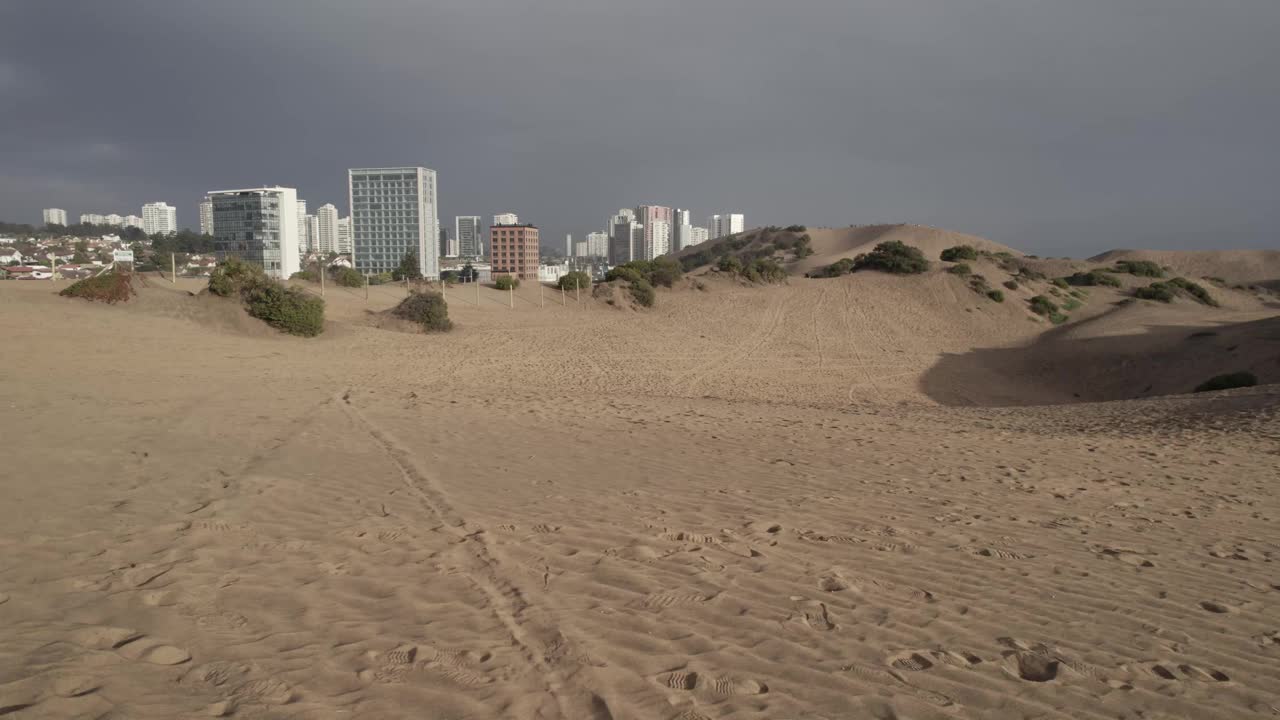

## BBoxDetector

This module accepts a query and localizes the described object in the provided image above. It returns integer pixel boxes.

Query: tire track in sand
[336,390,612,719]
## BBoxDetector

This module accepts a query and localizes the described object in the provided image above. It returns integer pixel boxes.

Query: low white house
[538,262,571,283]
[0,248,24,265]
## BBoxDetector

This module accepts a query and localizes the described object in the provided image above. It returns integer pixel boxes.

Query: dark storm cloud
[2,0,1277,254]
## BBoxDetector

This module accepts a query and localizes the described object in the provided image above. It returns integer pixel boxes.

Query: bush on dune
[209,258,325,336]
[1134,282,1175,303]
[557,271,592,292]
[494,275,519,290]
[948,263,972,277]
[1064,270,1120,287]
[742,258,788,284]
[333,267,364,288]
[1114,260,1165,278]
[628,278,655,307]
[393,290,452,332]
[852,241,929,275]
[60,271,135,304]
[1168,277,1219,307]
[940,245,978,262]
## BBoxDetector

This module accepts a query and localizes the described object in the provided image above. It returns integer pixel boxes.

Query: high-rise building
[635,205,673,261]
[199,197,214,235]
[337,217,352,254]
[300,215,313,253]
[565,234,573,257]
[710,213,745,239]
[124,215,144,229]
[349,167,439,278]
[439,228,449,259]
[141,202,177,235]
[316,203,340,255]
[585,231,608,258]
[447,235,460,258]
[106,214,125,227]
[690,226,710,246]
[574,240,588,257]
[456,216,483,257]
[489,218,540,280]
[674,208,691,227]
[295,200,308,252]
[208,186,301,279]
[80,213,105,225]
[674,223,692,252]
[609,211,637,265]
[493,212,519,226]
[42,208,67,226]
[649,219,671,259]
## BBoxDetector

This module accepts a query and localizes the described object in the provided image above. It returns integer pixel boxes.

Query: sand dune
[1090,248,1280,287]
[1,252,1278,719]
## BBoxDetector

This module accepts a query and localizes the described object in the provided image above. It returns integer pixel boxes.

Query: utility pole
[319,259,325,297]
[364,273,369,301]
[575,277,580,307]
[540,282,544,309]
[508,282,513,309]
[171,253,176,284]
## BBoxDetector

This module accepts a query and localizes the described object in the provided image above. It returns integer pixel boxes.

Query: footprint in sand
[791,597,835,631]
[1001,651,1058,682]
[639,591,714,610]
[51,675,100,698]
[660,531,719,545]
[818,575,850,592]
[658,670,768,696]
[971,547,1034,560]
[70,626,190,665]
[232,677,294,705]
[1199,600,1235,614]
[532,524,561,534]
[1253,630,1280,648]
[1145,663,1230,683]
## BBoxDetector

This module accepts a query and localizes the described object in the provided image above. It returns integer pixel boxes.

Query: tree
[460,263,477,282]
[558,271,591,292]
[392,252,422,281]
[494,275,519,290]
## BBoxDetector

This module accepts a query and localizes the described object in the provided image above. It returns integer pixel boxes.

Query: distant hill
[1089,249,1280,287]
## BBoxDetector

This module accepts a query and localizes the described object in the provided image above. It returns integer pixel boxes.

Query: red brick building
[489,222,540,280]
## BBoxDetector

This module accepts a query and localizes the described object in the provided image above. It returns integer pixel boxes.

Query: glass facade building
[349,167,439,278]
[208,187,300,280]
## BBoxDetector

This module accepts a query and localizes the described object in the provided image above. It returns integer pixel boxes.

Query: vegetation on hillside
[678,227,811,272]
[59,271,135,304]
[1134,277,1218,306]
[494,275,519,290]
[393,290,453,332]
[1064,270,1121,287]
[1029,294,1067,324]
[333,267,364,288]
[392,252,422,281]
[940,245,978,262]
[557,271,592,292]
[853,241,929,274]
[209,258,325,336]
[947,263,972,277]
[1114,260,1165,278]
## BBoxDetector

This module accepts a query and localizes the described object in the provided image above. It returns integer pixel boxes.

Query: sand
[1,258,1278,719]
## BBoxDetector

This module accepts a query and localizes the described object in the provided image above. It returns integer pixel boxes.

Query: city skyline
[4,2,1276,256]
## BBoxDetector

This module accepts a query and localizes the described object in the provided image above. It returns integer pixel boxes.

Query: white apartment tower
[306,216,319,254]
[207,186,301,279]
[141,202,177,235]
[456,216,483,257]
[648,219,671,259]
[349,167,440,278]
[199,197,214,235]
[337,217,352,254]
[316,203,340,254]
[42,208,68,226]
[493,212,519,226]
[609,210,637,265]
[586,231,609,258]
[710,213,745,239]
[295,200,309,252]
[690,226,710,246]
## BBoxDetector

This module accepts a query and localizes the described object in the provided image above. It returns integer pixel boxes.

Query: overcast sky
[1,0,1277,255]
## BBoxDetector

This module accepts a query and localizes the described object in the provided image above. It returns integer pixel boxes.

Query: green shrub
[1003,279,1019,290]
[208,257,268,297]
[558,271,592,292]
[852,241,929,274]
[1114,260,1165,278]
[392,252,422,281]
[1194,371,1258,393]
[628,279,655,307]
[605,266,644,284]
[494,275,519,290]
[940,245,979,262]
[393,290,452,332]
[1062,298,1083,311]
[1168,277,1219,307]
[1065,270,1120,287]
[60,272,134,304]
[1029,295,1059,316]
[1015,265,1046,281]
[243,282,325,336]
[333,267,364,288]
[986,289,1005,303]
[1049,312,1069,325]
[367,272,394,286]
[290,269,318,282]
[948,263,972,277]
[648,257,683,287]
[785,225,807,232]
[811,257,855,278]
[743,258,787,284]
[1051,277,1069,289]
[717,255,743,273]
[1134,282,1175,302]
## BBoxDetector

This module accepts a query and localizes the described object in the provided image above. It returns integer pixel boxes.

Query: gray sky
[1,0,1277,255]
